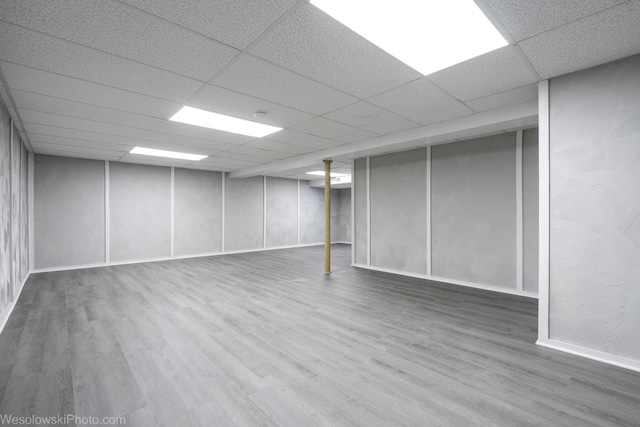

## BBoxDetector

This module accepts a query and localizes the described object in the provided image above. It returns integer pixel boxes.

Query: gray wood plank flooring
[1,244,639,426]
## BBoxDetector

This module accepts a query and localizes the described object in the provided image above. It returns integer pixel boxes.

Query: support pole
[324,159,332,275]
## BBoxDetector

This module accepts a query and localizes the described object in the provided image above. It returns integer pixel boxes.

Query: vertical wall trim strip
[170,167,175,258]
[297,179,301,246]
[538,80,551,341]
[426,146,432,276]
[221,172,226,253]
[351,160,355,263]
[263,176,267,249]
[366,156,371,266]
[104,161,110,264]
[8,121,14,297]
[28,152,34,271]
[516,130,524,292]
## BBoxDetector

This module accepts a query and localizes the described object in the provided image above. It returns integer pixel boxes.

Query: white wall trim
[221,172,226,252]
[170,167,175,258]
[263,175,267,249]
[352,263,537,299]
[0,272,30,335]
[426,146,432,276]
[366,156,371,266]
[31,243,346,274]
[515,130,524,292]
[8,120,14,299]
[350,160,356,264]
[28,151,34,271]
[297,179,301,246]
[104,161,110,264]
[538,80,550,340]
[537,339,640,373]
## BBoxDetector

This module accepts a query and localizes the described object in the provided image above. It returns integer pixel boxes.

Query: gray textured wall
[549,54,640,359]
[336,188,351,243]
[353,159,367,264]
[266,177,298,248]
[0,106,11,316]
[35,155,105,268]
[523,128,539,293]
[174,168,222,256]
[431,133,517,288]
[109,162,171,261]
[225,175,264,251]
[370,149,427,274]
[299,180,323,244]
[0,104,29,323]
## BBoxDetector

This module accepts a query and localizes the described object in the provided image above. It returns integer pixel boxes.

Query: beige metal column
[324,159,332,275]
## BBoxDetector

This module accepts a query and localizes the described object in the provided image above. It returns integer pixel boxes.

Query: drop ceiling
[1,0,639,180]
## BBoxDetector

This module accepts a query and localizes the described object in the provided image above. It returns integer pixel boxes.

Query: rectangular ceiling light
[130,147,207,161]
[306,170,349,177]
[310,0,508,75]
[170,106,282,138]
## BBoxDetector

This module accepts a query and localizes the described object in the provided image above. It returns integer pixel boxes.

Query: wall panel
[370,148,427,274]
[109,162,170,261]
[34,155,105,268]
[431,133,517,288]
[266,177,297,248]
[174,168,222,256]
[353,159,367,264]
[549,54,640,360]
[299,180,323,244]
[523,128,539,293]
[225,175,264,251]
[0,107,11,315]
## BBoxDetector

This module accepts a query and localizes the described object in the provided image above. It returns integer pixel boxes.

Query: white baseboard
[0,272,30,335]
[352,263,538,299]
[537,338,640,373]
[31,242,350,274]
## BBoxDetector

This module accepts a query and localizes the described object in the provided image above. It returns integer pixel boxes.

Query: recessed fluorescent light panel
[306,171,348,177]
[310,0,508,75]
[170,106,282,138]
[130,147,207,161]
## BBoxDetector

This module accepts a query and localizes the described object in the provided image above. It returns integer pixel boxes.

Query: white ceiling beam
[230,100,537,178]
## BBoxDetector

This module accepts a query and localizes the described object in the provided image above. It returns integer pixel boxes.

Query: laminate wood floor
[1,244,639,426]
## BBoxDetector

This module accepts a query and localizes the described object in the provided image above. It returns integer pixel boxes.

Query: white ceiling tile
[119,154,195,168]
[34,149,122,162]
[368,78,474,126]
[519,1,640,79]
[22,123,141,146]
[323,101,419,135]
[250,4,421,98]
[153,120,254,145]
[185,163,236,172]
[428,46,539,101]
[21,110,149,139]
[290,117,376,143]
[245,139,318,155]
[0,62,180,118]
[212,54,357,115]
[118,0,299,50]
[465,84,538,112]
[0,0,240,81]
[11,90,163,130]
[198,156,261,167]
[188,85,313,128]
[227,145,296,160]
[141,132,236,152]
[0,23,203,102]
[31,141,126,157]
[28,133,134,152]
[482,0,626,41]
[266,129,345,149]
[214,151,277,163]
